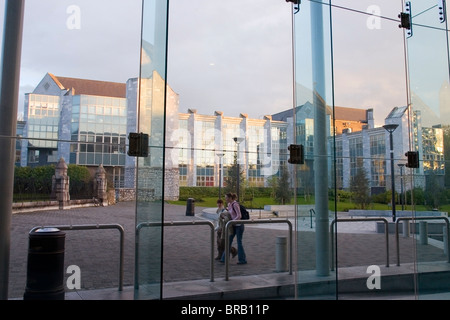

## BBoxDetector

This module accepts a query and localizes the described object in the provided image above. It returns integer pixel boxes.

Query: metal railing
[30,223,125,291]
[224,218,293,281]
[309,208,315,228]
[135,220,215,288]
[395,216,450,266]
[330,218,390,270]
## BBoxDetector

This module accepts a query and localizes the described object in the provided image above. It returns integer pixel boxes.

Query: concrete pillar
[0,0,25,300]
[311,0,330,276]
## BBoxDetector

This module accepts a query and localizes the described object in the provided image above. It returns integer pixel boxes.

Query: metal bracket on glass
[439,0,447,23]
[288,144,304,164]
[405,151,420,168]
[398,1,413,38]
[127,132,149,157]
[285,0,300,14]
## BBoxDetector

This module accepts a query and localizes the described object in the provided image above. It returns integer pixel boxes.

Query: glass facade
[71,94,127,167]
[3,0,450,302]
[23,94,60,165]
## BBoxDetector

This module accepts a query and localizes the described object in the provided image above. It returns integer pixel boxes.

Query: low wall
[376,220,449,234]
[12,198,102,213]
[349,210,447,217]
[263,205,315,216]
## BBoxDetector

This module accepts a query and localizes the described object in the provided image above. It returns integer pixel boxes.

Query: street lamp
[233,137,244,201]
[398,163,405,211]
[216,153,225,200]
[383,124,399,222]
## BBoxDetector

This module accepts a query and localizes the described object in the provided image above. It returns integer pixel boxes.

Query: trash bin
[186,198,195,216]
[23,227,66,300]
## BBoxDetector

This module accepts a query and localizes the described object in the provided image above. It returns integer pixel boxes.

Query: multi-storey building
[19,73,444,199]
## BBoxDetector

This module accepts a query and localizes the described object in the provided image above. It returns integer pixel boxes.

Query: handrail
[135,220,215,288]
[395,216,450,266]
[330,218,389,271]
[224,218,293,281]
[309,208,315,228]
[30,223,125,291]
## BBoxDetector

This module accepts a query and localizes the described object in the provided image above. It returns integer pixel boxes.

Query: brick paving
[7,201,447,299]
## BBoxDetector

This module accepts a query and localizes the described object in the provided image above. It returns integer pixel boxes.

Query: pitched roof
[49,73,126,98]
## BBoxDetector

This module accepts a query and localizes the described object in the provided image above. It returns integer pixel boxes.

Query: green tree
[275,164,292,205]
[266,175,278,198]
[350,163,371,209]
[443,125,450,188]
[425,172,446,209]
[223,152,246,200]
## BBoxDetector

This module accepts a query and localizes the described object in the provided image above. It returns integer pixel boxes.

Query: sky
[0,0,446,127]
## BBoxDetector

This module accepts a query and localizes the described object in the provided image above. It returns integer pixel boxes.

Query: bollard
[186,198,195,216]
[275,236,288,272]
[23,227,66,300]
[402,220,410,237]
[419,221,428,245]
[444,226,448,255]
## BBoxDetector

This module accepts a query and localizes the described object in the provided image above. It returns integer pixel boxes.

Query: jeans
[221,224,247,263]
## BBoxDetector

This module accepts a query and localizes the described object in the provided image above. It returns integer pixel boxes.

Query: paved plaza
[7,201,449,299]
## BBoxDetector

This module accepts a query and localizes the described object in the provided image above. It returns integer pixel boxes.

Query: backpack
[234,202,249,220]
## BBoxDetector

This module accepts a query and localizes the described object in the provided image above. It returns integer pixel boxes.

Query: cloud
[167,0,293,118]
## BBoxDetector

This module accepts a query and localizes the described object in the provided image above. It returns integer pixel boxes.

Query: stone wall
[117,167,179,202]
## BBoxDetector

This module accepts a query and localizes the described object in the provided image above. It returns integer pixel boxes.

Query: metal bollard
[419,221,428,245]
[402,220,410,237]
[186,198,195,216]
[275,236,288,272]
[444,226,448,255]
[23,227,65,300]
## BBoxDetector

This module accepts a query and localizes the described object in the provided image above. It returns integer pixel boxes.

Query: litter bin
[186,198,195,216]
[23,227,66,300]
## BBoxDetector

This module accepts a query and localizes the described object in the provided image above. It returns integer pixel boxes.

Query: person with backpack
[215,199,237,260]
[220,193,247,265]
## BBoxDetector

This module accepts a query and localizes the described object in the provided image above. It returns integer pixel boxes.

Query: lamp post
[233,137,244,201]
[217,153,225,200]
[383,124,399,222]
[398,163,405,211]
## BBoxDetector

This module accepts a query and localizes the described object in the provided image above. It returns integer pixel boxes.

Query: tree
[425,172,446,209]
[223,152,246,200]
[443,125,450,188]
[266,175,278,198]
[350,164,371,209]
[275,164,292,205]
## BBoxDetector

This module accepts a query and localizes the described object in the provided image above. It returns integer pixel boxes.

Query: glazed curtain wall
[293,0,450,299]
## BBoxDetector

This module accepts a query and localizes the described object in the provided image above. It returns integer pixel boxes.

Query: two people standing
[215,199,237,260]
[216,193,247,265]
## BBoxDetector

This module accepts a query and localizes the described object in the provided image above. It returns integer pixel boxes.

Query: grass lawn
[167,196,446,213]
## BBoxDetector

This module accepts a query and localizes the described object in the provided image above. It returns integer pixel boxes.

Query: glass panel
[407,0,450,299]
[165,0,294,300]
[293,0,337,299]
[8,0,142,300]
[330,0,415,299]
[134,0,169,300]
